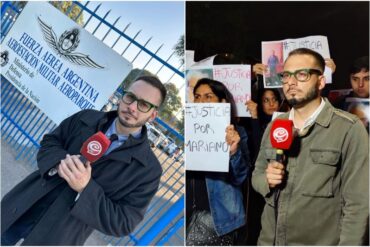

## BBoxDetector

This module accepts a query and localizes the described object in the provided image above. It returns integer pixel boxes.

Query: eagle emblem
[37,17,104,69]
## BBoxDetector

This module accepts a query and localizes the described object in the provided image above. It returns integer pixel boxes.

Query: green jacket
[252,98,369,245]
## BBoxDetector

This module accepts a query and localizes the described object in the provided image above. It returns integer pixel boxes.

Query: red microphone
[270,119,294,162]
[80,131,111,163]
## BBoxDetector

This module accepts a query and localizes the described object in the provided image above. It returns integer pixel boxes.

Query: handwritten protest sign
[262,35,332,88]
[281,35,330,59]
[213,65,251,117]
[185,103,230,172]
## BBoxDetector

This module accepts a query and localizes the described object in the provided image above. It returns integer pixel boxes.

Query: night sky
[186,1,369,90]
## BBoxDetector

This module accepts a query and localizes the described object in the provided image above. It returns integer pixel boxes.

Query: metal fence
[1,1,184,246]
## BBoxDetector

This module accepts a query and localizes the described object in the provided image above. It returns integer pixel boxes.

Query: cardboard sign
[185,55,252,117]
[213,65,251,117]
[185,103,230,172]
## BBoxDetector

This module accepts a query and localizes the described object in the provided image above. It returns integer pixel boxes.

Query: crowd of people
[186,49,369,245]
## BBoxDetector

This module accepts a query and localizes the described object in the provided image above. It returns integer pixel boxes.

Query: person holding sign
[252,48,369,245]
[186,78,252,246]
[349,56,369,98]
[245,88,283,161]
[1,76,166,245]
[332,56,369,104]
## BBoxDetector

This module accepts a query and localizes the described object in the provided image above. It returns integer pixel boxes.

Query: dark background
[186,1,369,90]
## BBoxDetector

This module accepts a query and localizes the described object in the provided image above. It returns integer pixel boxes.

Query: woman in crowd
[186,78,252,246]
[245,88,283,162]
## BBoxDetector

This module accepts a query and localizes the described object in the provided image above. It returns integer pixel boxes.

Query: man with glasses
[252,48,369,245]
[1,76,167,245]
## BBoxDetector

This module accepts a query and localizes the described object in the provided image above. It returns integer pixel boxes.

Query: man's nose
[287,76,298,86]
[128,101,138,112]
[359,78,365,87]
[200,97,207,103]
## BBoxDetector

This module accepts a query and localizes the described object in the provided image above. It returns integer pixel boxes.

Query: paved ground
[1,139,107,245]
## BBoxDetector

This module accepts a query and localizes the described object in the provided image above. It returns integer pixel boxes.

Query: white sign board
[185,103,230,172]
[281,35,330,59]
[213,64,251,117]
[262,35,332,88]
[185,50,195,68]
[1,2,132,124]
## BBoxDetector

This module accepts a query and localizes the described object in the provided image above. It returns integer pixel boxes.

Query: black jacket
[1,109,162,245]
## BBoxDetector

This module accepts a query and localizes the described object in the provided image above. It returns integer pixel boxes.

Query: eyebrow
[127,91,158,106]
[195,92,215,96]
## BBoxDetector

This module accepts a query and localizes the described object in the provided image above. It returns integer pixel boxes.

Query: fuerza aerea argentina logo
[87,141,102,156]
[37,17,104,69]
[273,127,289,143]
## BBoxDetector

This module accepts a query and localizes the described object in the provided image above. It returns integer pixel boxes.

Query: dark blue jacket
[206,125,251,235]
[1,109,162,245]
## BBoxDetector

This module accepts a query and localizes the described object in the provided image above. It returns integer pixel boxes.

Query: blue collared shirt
[104,118,142,155]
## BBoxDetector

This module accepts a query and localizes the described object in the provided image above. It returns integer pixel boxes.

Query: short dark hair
[133,76,167,106]
[349,56,369,74]
[193,78,238,125]
[286,48,326,72]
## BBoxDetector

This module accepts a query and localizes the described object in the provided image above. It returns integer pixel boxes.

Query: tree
[50,1,84,25]
[120,68,154,90]
[16,2,84,25]
[160,82,182,123]
[172,34,185,134]
[175,110,184,136]
[173,35,184,65]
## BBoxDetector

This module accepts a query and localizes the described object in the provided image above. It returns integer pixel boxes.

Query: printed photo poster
[185,67,213,103]
[345,97,369,132]
[185,54,217,102]
[1,2,132,124]
[185,103,230,172]
[262,42,284,88]
[213,64,252,117]
[262,35,332,88]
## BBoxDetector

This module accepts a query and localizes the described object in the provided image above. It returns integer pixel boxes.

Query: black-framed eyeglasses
[278,68,322,84]
[121,91,158,113]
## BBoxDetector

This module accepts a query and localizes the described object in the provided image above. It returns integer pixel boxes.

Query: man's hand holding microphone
[57,154,91,193]
[57,132,112,193]
[266,119,294,189]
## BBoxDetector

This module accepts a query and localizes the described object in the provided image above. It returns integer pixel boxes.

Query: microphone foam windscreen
[80,131,111,163]
[270,119,294,150]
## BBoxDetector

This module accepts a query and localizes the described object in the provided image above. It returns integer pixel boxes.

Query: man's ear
[221,99,227,103]
[148,110,158,122]
[318,75,326,91]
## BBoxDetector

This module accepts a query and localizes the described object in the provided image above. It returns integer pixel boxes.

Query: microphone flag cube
[270,119,294,151]
[80,131,111,163]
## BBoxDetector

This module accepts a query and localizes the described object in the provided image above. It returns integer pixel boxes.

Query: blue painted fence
[1,1,184,245]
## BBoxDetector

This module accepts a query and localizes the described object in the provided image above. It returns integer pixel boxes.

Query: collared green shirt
[252,98,369,245]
